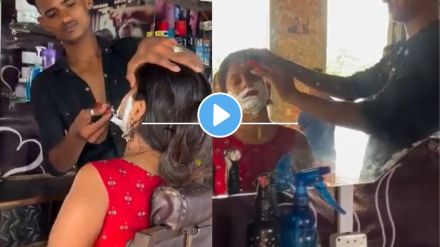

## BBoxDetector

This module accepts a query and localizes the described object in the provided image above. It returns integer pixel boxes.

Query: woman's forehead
[227,58,260,74]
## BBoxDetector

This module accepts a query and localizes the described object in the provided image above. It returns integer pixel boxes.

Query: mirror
[212,0,438,195]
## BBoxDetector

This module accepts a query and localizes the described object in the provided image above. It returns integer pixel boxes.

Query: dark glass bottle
[246,175,281,247]
[227,160,240,194]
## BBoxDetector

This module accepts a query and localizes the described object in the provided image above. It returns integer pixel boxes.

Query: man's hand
[250,63,298,103]
[251,49,296,77]
[69,104,112,144]
[126,37,203,88]
[108,7,131,28]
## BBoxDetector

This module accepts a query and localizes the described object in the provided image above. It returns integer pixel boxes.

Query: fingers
[127,52,179,87]
[250,63,297,102]
[126,37,203,88]
[87,124,108,144]
[250,65,276,83]
[78,112,111,141]
[171,49,203,73]
[90,111,112,130]
[77,104,112,141]
[91,103,110,116]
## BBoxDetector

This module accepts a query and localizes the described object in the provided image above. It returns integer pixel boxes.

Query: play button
[213,104,230,127]
[198,93,242,138]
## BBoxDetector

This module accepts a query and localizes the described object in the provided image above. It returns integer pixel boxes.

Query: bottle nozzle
[35,46,46,57]
[296,166,346,214]
[315,181,346,214]
[257,175,270,188]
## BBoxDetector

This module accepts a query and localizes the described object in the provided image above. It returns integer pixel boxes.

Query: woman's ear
[212,73,221,93]
[130,100,146,128]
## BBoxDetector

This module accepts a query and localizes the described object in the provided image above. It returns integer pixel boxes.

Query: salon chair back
[128,183,212,247]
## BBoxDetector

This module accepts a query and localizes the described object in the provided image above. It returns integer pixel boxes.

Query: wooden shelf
[0,175,74,210]
[164,0,211,11]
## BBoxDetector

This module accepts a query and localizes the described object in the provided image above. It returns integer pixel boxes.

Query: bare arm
[282,62,357,99]
[110,5,156,23]
[253,68,368,132]
[254,49,385,100]
[48,130,87,172]
[48,164,108,247]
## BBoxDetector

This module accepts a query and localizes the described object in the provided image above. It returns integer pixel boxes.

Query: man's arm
[31,78,111,172]
[254,49,386,100]
[109,5,156,27]
[31,77,81,172]
[289,92,367,131]
[252,67,368,131]
[286,61,386,100]
[48,107,111,172]
[48,164,108,247]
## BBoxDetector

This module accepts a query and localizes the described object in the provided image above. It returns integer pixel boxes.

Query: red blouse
[91,158,163,247]
[213,127,297,195]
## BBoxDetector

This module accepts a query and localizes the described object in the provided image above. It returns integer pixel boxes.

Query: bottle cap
[158,21,169,31]
[175,20,187,36]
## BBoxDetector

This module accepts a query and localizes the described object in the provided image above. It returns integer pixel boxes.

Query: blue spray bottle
[280,167,345,247]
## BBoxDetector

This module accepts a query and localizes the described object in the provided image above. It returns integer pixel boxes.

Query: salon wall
[269,0,327,123]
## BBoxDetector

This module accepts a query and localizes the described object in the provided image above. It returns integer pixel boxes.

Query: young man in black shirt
[29,0,203,173]
[252,0,439,175]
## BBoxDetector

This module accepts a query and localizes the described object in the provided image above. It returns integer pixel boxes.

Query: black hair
[26,0,36,7]
[135,64,212,186]
[216,48,261,92]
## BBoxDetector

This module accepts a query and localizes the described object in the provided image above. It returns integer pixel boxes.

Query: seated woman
[48,64,211,247]
[213,49,314,195]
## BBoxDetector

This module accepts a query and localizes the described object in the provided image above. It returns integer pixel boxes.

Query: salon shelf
[164,0,211,11]
[0,174,74,210]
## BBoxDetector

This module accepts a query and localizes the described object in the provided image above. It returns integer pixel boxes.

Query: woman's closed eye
[65,0,76,7]
[45,10,57,18]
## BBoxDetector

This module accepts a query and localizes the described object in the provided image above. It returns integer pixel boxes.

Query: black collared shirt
[31,36,140,169]
[358,20,439,177]
[361,20,439,147]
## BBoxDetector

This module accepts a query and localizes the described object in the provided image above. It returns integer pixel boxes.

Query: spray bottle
[280,167,345,247]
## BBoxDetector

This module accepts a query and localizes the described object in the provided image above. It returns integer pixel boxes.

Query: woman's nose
[241,75,255,88]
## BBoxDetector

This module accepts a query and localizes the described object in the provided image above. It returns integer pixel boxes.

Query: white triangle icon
[213,104,230,127]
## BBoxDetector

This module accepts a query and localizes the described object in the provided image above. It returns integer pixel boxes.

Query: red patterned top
[213,127,297,195]
[91,158,163,247]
